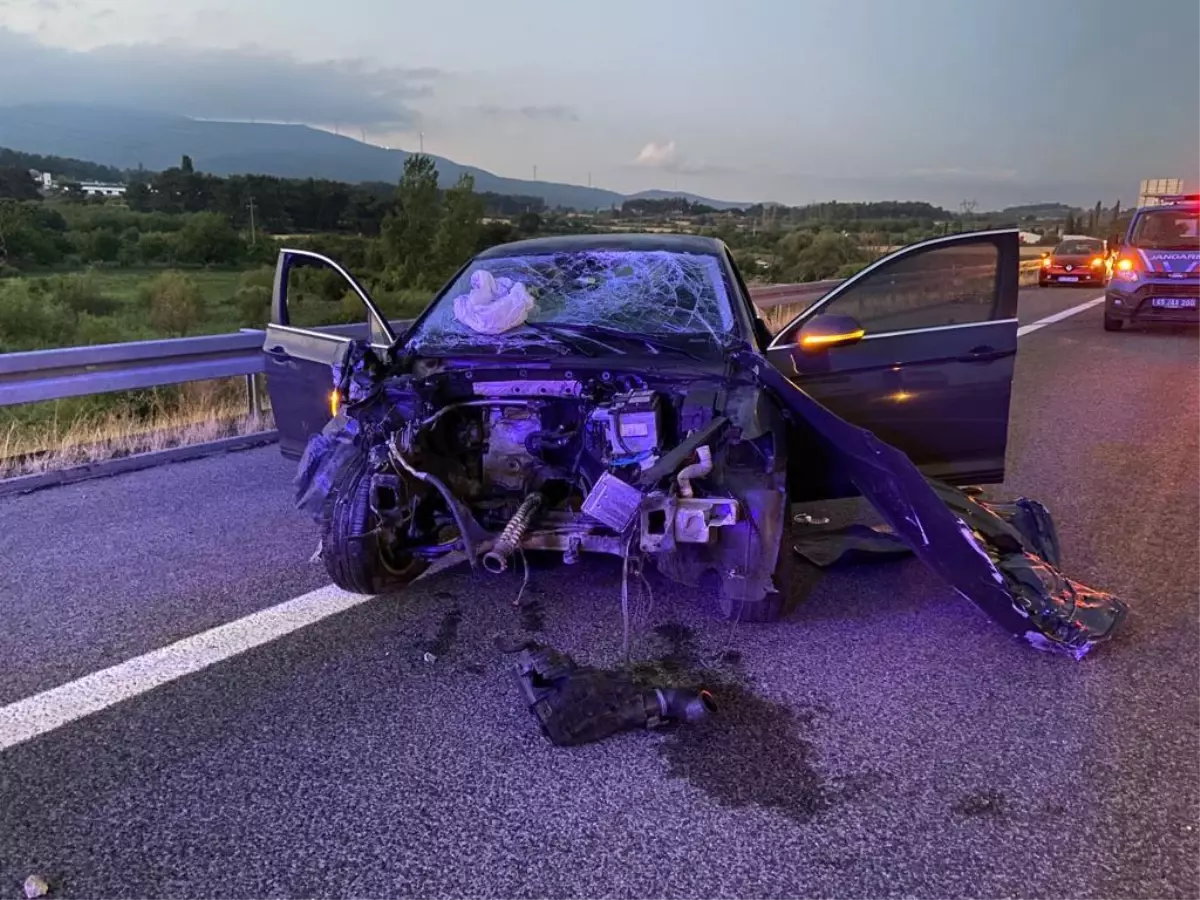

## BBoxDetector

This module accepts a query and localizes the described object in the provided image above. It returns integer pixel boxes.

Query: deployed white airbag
[452,270,535,334]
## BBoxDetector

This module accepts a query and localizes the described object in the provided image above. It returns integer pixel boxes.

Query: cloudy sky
[1,0,1197,206]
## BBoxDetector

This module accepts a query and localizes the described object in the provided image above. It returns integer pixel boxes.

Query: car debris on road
[512,643,715,746]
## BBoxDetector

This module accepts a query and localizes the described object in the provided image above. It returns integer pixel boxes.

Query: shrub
[137,232,175,264]
[47,271,120,316]
[0,279,77,350]
[74,313,146,346]
[236,285,271,328]
[176,212,244,265]
[141,271,206,336]
[238,266,275,290]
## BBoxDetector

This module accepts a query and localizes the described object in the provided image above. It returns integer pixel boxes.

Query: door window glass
[281,257,371,329]
[819,241,1000,333]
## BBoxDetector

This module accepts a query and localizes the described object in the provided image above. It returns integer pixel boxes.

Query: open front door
[766,230,1020,499]
[263,249,396,458]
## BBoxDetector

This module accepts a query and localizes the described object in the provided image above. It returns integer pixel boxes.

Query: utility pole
[533,164,538,181]
[588,172,592,187]
[419,132,424,154]
[247,196,257,246]
[361,126,367,143]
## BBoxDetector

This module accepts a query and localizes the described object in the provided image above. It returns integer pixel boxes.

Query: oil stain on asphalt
[637,621,879,824]
[954,790,1006,816]
[424,606,463,658]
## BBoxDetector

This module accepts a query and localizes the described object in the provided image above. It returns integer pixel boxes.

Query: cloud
[634,140,678,168]
[631,140,730,176]
[472,103,578,122]
[0,27,438,128]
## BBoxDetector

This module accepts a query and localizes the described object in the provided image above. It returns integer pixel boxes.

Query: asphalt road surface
[1,287,1197,899]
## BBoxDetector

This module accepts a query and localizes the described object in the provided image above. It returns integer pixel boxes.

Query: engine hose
[677,444,713,498]
[655,687,717,723]
[483,492,544,574]
[387,432,485,566]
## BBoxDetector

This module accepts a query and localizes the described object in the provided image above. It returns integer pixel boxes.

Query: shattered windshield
[403,249,737,357]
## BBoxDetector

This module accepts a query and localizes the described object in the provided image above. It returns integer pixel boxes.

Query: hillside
[623,189,752,211]
[0,103,743,211]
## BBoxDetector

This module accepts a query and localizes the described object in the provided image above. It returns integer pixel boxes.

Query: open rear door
[766,229,1020,500]
[263,249,396,458]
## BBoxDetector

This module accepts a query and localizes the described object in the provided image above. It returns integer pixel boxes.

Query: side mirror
[796,313,866,352]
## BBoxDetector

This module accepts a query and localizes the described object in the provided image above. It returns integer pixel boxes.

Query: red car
[1039,237,1111,286]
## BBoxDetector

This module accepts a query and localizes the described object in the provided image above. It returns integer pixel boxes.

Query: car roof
[474,232,729,259]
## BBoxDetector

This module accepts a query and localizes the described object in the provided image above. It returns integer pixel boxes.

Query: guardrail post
[246,373,262,417]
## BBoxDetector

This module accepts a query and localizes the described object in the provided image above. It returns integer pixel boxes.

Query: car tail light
[1114,256,1139,282]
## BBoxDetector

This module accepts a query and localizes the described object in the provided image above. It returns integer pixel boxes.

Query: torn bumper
[739,352,1129,658]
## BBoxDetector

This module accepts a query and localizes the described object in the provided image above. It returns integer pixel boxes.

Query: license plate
[1151,297,1198,309]
[1058,276,1079,282]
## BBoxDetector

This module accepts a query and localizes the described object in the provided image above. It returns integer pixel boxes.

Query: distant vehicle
[1103,193,1200,331]
[1038,236,1111,287]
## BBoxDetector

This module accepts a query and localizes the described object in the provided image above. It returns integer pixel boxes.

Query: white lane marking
[0,296,1106,752]
[0,555,465,753]
[0,585,372,752]
[1017,294,1105,337]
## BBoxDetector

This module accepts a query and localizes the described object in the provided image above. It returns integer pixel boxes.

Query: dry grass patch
[0,377,275,480]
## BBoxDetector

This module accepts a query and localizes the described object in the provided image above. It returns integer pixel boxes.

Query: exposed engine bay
[296,342,791,616]
[294,338,1129,660]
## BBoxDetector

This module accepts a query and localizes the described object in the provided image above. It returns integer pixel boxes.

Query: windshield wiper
[523,322,623,357]
[526,322,711,361]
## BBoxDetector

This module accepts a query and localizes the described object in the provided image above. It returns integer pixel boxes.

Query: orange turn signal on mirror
[800,328,866,348]
[330,390,340,417]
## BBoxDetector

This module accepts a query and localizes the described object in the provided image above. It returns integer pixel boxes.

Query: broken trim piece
[738,350,1128,658]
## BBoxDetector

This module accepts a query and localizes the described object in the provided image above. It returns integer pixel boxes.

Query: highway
[1,286,1197,899]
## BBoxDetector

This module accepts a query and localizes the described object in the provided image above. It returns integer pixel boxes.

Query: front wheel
[320,454,427,593]
[1103,313,1124,332]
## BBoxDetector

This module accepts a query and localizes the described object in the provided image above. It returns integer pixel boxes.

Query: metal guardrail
[0,322,380,410]
[0,331,266,408]
[0,265,1042,410]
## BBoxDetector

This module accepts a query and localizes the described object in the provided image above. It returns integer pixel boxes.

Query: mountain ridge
[0,103,752,210]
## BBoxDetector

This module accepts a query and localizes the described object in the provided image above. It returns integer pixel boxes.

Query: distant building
[1018,231,1041,244]
[79,181,126,197]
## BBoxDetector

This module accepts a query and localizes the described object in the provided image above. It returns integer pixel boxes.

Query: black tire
[320,453,426,593]
[1103,313,1124,331]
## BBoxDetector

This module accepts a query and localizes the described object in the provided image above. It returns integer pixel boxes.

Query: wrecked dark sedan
[262,231,1128,658]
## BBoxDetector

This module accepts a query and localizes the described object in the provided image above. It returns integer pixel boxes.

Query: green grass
[0,264,429,475]
[69,268,255,338]
[84,268,247,313]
